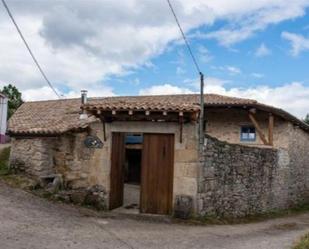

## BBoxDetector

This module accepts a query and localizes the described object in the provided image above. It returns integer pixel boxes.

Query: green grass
[0,146,40,190]
[293,233,309,249]
[180,204,309,226]
[0,147,10,175]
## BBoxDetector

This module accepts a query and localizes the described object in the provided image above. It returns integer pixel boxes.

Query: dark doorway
[125,149,141,183]
[123,134,142,210]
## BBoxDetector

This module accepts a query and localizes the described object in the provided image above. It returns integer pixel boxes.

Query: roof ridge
[23,93,258,103]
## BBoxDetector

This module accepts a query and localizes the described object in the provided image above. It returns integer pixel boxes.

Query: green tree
[1,84,23,119]
[304,114,309,125]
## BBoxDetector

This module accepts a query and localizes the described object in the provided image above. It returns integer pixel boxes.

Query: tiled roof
[8,94,309,135]
[83,94,257,112]
[8,98,97,135]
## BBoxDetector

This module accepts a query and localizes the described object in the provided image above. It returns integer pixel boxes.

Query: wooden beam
[145,110,150,116]
[96,109,101,115]
[163,111,167,116]
[102,119,107,141]
[268,114,274,146]
[179,116,183,143]
[128,110,133,115]
[112,110,116,115]
[248,113,268,145]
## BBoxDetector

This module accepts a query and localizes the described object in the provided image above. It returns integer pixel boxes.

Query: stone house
[7,93,309,218]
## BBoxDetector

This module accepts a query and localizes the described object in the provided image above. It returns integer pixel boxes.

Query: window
[240,126,256,142]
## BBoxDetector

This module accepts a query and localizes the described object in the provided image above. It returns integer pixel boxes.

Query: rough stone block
[174,195,193,219]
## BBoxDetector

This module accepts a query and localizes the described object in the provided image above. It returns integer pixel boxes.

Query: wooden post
[199,72,204,153]
[268,114,274,146]
[248,113,268,145]
[101,117,107,141]
[179,115,183,143]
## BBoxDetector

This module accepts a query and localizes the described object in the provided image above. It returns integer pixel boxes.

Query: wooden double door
[109,133,174,215]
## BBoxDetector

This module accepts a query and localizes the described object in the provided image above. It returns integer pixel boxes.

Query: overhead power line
[166,0,202,75]
[1,0,61,98]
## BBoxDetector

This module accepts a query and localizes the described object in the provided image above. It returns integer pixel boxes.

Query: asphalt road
[0,181,308,249]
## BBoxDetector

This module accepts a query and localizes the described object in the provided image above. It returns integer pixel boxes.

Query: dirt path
[0,181,308,249]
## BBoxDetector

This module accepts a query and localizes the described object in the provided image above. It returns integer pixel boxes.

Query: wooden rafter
[94,110,198,123]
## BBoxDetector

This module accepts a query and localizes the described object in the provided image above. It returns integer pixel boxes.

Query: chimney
[79,90,88,120]
[81,90,88,104]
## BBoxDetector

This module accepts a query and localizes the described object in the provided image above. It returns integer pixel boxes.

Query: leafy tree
[304,114,309,125]
[1,84,23,119]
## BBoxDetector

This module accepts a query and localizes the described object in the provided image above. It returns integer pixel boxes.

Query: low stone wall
[285,125,309,205]
[9,125,108,210]
[10,137,57,177]
[197,135,308,218]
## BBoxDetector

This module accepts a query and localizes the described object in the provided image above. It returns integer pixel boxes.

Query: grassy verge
[293,233,309,249]
[177,204,309,225]
[0,146,38,190]
[0,147,10,175]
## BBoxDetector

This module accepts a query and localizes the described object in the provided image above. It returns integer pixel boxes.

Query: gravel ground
[0,180,308,249]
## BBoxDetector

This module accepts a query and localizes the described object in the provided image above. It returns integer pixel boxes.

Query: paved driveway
[0,181,308,249]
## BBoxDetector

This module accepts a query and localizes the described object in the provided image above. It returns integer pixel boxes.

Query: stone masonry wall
[198,134,309,218]
[10,137,57,177]
[9,122,107,191]
[9,122,109,209]
[198,135,278,218]
[285,124,309,205]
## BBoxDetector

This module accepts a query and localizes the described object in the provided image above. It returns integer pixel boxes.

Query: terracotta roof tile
[8,98,97,135]
[83,94,257,112]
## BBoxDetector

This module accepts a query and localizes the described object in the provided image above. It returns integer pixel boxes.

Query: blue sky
[0,1,308,117]
[111,15,309,95]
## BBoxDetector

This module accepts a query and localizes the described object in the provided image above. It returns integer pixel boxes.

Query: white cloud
[226,66,241,75]
[251,73,265,78]
[202,80,309,118]
[282,32,309,56]
[176,66,186,75]
[139,84,193,95]
[22,86,115,101]
[142,78,309,118]
[198,46,213,63]
[212,65,242,75]
[255,43,271,57]
[203,1,309,46]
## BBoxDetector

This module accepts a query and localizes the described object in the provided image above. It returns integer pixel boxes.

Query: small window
[240,126,256,142]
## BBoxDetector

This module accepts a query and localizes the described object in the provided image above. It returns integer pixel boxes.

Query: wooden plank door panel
[141,133,174,215]
[109,132,125,210]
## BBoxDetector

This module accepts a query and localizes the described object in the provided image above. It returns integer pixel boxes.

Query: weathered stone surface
[70,190,87,205]
[174,195,193,219]
[10,138,57,176]
[84,185,107,210]
[197,134,309,218]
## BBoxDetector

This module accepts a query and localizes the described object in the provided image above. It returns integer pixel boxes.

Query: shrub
[0,147,11,175]
[293,233,309,249]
